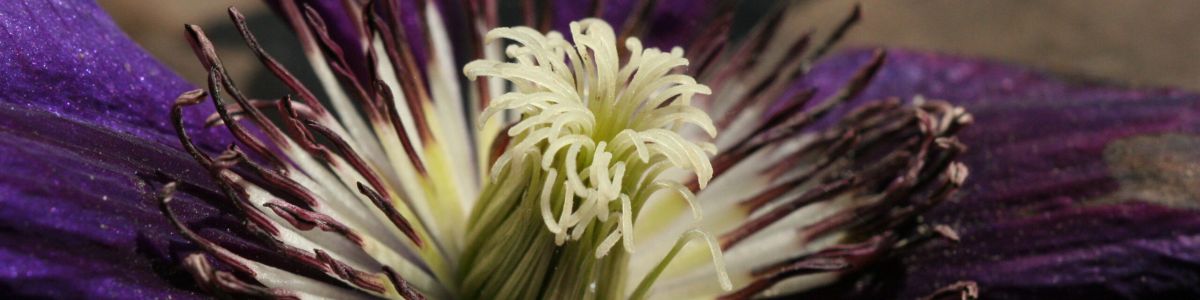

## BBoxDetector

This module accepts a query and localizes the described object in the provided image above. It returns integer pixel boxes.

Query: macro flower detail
[2,0,1199,299]
[460,19,724,298]
[156,0,976,298]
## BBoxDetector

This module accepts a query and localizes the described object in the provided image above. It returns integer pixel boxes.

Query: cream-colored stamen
[461,18,730,298]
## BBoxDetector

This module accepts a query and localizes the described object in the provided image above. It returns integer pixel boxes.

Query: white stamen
[465,19,718,257]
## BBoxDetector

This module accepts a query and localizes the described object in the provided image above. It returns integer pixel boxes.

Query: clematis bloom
[0,0,1197,299]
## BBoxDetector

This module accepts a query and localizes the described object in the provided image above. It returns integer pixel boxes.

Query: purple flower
[0,0,1196,299]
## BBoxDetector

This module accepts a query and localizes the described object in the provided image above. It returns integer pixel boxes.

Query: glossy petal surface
[0,0,229,150]
[0,1,244,298]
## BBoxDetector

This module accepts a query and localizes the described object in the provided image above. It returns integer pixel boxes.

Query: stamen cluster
[459,19,723,298]
[155,1,976,299]
[466,19,715,249]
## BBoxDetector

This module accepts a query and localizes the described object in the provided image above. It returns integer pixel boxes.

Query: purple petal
[0,0,229,151]
[266,0,434,82]
[0,103,269,299]
[306,0,372,79]
[0,1,267,297]
[797,49,1200,299]
[902,203,1200,299]
[549,0,635,34]
[548,0,592,32]
[548,0,713,49]
[639,0,719,49]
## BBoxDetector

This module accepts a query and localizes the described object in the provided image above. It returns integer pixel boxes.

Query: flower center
[162,4,965,299]
[457,19,719,298]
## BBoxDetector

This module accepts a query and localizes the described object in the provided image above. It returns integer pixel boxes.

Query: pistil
[458,19,725,299]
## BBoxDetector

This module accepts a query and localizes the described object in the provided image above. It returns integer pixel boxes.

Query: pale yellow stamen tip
[465,19,718,253]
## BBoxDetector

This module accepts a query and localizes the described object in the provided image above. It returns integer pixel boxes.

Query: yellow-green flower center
[458,19,721,299]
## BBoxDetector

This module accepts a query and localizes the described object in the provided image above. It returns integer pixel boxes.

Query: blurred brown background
[99,0,1200,92]
[99,1,271,91]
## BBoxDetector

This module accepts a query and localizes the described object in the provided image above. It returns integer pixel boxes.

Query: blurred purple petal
[796,49,1200,299]
[549,0,635,34]
[266,0,434,81]
[548,0,716,49]
[906,202,1200,299]
[639,0,720,49]
[305,0,372,80]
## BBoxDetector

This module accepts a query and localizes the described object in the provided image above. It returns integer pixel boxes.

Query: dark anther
[172,89,214,167]
[375,78,430,175]
[219,144,321,208]
[918,281,980,300]
[932,224,961,242]
[384,266,427,300]
[228,7,327,115]
[720,176,857,249]
[303,119,392,201]
[262,200,364,246]
[182,254,293,300]
[314,249,387,294]
[357,182,423,247]
[807,4,862,62]
[158,182,255,276]
[203,67,290,172]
